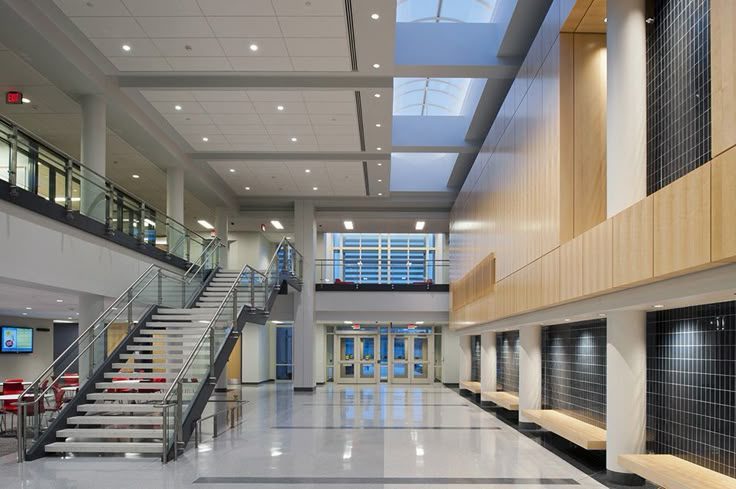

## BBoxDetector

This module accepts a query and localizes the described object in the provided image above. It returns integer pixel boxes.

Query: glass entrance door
[335,335,379,384]
[411,335,431,384]
[389,334,433,384]
[357,336,378,384]
[390,335,410,384]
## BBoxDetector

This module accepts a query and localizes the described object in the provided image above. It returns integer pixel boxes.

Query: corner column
[606,310,647,485]
[480,332,497,394]
[214,206,229,270]
[166,167,185,256]
[293,200,316,391]
[519,325,541,428]
[80,95,107,222]
[459,335,471,383]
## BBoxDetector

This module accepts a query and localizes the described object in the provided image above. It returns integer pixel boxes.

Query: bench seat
[522,409,606,450]
[459,381,481,394]
[481,391,519,411]
[619,454,736,489]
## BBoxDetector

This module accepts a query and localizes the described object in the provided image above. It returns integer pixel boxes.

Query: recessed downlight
[291,137,298,142]
[305,169,311,173]
[271,220,284,230]
[371,13,380,20]
[313,186,318,191]
[198,220,214,230]
[564,318,571,322]
[132,174,140,179]
[202,137,209,142]
[249,44,259,52]
[653,304,665,308]
[377,147,382,151]
[378,192,383,196]
[25,307,32,310]
[377,162,382,166]
[56,299,63,303]
[374,93,381,98]
[22,97,31,104]
[122,44,131,52]
[344,220,354,230]
[415,221,425,231]
[277,105,284,111]
[378,179,382,182]
[375,123,381,127]
[229,169,236,173]
[174,105,182,111]
[245,186,251,190]
[372,63,380,69]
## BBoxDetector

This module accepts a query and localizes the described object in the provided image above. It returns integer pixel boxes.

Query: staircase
[44,269,238,455]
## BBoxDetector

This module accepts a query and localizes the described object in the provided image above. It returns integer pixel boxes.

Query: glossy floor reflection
[0,383,609,488]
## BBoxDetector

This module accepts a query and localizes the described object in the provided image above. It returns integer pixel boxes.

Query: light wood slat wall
[711,0,736,157]
[612,197,654,287]
[712,148,736,262]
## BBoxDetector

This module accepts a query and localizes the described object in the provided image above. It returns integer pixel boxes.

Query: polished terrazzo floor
[0,383,610,488]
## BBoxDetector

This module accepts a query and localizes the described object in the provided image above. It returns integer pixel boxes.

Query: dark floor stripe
[304,403,471,406]
[272,426,502,430]
[194,476,579,485]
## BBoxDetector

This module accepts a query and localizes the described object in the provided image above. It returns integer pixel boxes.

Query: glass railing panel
[315,259,450,285]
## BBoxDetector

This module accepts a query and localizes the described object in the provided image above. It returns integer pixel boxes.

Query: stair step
[111,362,192,369]
[151,315,215,321]
[57,428,163,439]
[67,415,163,425]
[127,345,195,352]
[145,322,208,328]
[104,372,181,379]
[157,308,220,314]
[87,393,165,401]
[77,404,163,413]
[96,382,172,390]
[140,329,205,336]
[45,441,161,454]
[119,354,191,360]
[132,339,199,346]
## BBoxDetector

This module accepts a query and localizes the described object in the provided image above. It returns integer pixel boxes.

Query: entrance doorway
[335,334,380,384]
[389,334,432,384]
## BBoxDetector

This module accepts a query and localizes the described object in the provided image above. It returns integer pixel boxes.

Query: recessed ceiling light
[343,321,352,324]
[371,13,380,20]
[415,221,425,231]
[25,307,32,310]
[132,174,140,179]
[598,313,606,317]
[202,137,209,142]
[416,321,425,325]
[653,304,665,308]
[122,44,131,52]
[313,186,318,191]
[291,137,298,142]
[374,93,381,98]
[245,186,251,190]
[22,97,31,104]
[271,220,284,230]
[22,313,27,316]
[197,220,214,230]
[174,105,182,111]
[229,168,235,173]
[375,123,381,127]
[378,192,383,196]
[344,220,354,230]
[378,179,382,182]
[56,299,63,303]
[305,169,311,173]
[67,317,73,320]
[377,162,382,166]
[249,44,259,52]
[377,147,382,151]
[372,63,380,69]
[604,17,607,23]
[277,105,284,111]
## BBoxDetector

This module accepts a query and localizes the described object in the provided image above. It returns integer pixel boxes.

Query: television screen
[1,326,33,353]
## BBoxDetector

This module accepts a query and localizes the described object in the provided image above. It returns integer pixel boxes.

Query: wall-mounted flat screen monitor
[1,326,33,353]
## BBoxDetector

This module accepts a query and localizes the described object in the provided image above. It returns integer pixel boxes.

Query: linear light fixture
[198,220,214,230]
[415,221,426,231]
[271,220,284,230]
[344,220,354,230]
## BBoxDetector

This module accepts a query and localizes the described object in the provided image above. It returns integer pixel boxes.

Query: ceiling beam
[118,73,394,90]
[191,151,389,161]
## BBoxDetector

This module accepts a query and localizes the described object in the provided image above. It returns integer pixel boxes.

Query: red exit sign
[5,91,23,105]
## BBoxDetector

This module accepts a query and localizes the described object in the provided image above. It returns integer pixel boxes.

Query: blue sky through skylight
[393,78,472,116]
[396,0,497,23]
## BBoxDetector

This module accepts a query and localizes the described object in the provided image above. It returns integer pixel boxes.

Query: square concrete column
[293,200,316,391]
[79,95,107,223]
[519,325,541,428]
[166,167,185,257]
[480,332,497,393]
[459,335,472,383]
[214,206,229,270]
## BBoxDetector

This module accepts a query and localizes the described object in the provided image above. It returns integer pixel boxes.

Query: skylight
[393,78,472,116]
[390,153,457,191]
[396,0,497,23]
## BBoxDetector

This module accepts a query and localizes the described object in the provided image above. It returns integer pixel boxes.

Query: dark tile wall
[470,335,481,382]
[647,301,736,477]
[496,331,519,393]
[646,0,711,194]
[542,320,607,429]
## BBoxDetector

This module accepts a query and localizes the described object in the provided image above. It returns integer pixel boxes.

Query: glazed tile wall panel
[542,320,607,428]
[470,335,481,382]
[646,0,711,194]
[647,301,736,477]
[496,331,519,393]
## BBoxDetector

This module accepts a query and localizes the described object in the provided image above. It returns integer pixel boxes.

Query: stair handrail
[265,236,303,281]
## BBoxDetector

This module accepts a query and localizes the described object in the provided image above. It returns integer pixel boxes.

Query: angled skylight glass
[396,0,497,23]
[393,78,472,116]
[390,153,457,192]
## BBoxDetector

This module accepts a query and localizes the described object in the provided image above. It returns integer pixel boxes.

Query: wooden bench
[481,391,519,411]
[619,454,736,489]
[521,409,606,450]
[459,381,481,394]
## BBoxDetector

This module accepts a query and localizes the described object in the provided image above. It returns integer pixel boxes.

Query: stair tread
[87,393,165,401]
[45,442,161,453]
[67,415,163,425]
[57,428,163,438]
[77,404,163,413]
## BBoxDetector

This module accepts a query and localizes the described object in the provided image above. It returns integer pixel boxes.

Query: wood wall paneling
[576,0,607,34]
[540,248,561,306]
[559,236,584,301]
[581,219,613,295]
[711,0,736,157]
[711,146,736,262]
[612,197,654,287]
[559,33,576,244]
[561,0,594,32]
[653,164,712,276]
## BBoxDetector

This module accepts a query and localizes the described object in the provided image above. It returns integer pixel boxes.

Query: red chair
[2,380,24,432]
[60,373,79,387]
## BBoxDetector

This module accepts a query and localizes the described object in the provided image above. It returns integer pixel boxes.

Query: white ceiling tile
[108,56,172,71]
[137,17,214,38]
[150,100,204,113]
[191,90,250,102]
[229,143,275,151]
[312,124,358,135]
[0,52,51,85]
[253,101,306,115]
[277,17,346,38]
[207,17,281,38]
[199,100,255,113]
[271,0,344,17]
[172,124,220,135]
[217,125,268,135]
[224,134,273,145]
[317,134,360,145]
[166,57,231,71]
[196,0,274,16]
[227,57,293,71]
[164,113,214,124]
[245,90,303,102]
[208,113,262,125]
[71,17,146,38]
[153,38,225,57]
[284,38,349,57]
[90,38,161,57]
[219,38,288,57]
[191,141,230,151]
[141,90,197,102]
[122,0,202,16]
[186,134,227,144]
[306,101,355,115]
[302,90,355,102]
[290,57,351,71]
[265,125,315,136]
[54,0,130,16]
[308,113,356,125]
[258,113,311,125]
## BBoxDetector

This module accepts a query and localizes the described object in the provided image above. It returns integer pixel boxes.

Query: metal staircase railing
[158,237,302,462]
[15,237,224,462]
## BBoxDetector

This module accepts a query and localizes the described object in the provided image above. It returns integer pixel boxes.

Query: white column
[441,327,461,384]
[78,292,105,380]
[480,332,497,393]
[166,167,185,256]
[459,335,471,382]
[214,206,229,269]
[519,325,542,426]
[293,200,316,391]
[314,323,326,384]
[79,95,107,222]
[607,310,647,483]
[606,0,647,218]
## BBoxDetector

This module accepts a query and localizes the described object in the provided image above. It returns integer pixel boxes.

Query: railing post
[88,328,95,374]
[232,288,238,323]
[161,404,169,463]
[17,403,25,463]
[127,289,134,333]
[9,127,18,197]
[157,269,163,305]
[65,158,74,215]
[105,186,114,235]
[138,203,146,245]
[175,382,183,461]
[250,272,255,309]
[209,327,216,383]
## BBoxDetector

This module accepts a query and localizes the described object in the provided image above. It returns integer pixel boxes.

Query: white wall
[229,232,276,272]
[316,291,449,323]
[0,315,54,380]
[441,327,461,384]
[314,323,325,384]
[0,199,179,297]
[241,322,270,383]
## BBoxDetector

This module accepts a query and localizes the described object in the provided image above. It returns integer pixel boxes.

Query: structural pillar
[166,167,185,257]
[606,310,647,485]
[293,200,316,391]
[78,292,105,380]
[519,325,541,428]
[214,206,229,269]
[607,0,647,218]
[80,95,107,222]
[459,335,471,383]
[480,332,497,394]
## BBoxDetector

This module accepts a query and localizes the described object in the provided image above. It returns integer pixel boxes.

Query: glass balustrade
[315,258,449,285]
